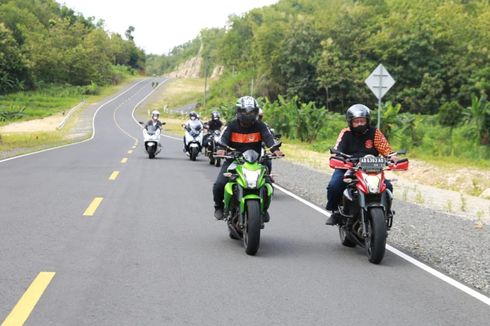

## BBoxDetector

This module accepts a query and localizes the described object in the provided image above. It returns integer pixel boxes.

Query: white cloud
[56,0,278,55]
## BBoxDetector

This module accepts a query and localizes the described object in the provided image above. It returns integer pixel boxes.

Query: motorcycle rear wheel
[243,200,261,255]
[366,207,387,264]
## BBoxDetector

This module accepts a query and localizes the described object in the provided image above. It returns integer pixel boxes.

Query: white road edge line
[0,79,148,164]
[115,78,170,143]
[130,80,183,142]
[272,183,490,306]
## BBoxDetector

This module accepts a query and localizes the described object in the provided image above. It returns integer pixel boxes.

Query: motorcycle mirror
[397,149,407,155]
[162,122,166,125]
[138,121,144,125]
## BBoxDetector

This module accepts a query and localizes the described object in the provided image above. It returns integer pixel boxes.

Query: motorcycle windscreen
[242,149,260,163]
[189,120,202,137]
[147,125,157,135]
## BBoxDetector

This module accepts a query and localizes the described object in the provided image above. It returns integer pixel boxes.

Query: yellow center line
[121,157,128,163]
[127,150,133,154]
[2,272,56,326]
[83,197,103,216]
[109,171,120,181]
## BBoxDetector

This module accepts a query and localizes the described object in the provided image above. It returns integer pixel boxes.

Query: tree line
[0,0,145,94]
[151,0,489,151]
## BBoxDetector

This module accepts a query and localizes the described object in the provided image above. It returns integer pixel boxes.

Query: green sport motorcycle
[221,149,279,255]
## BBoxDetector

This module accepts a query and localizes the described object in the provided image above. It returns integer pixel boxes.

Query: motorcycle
[329,148,409,264]
[141,123,165,159]
[204,129,223,167]
[184,120,203,161]
[217,148,281,255]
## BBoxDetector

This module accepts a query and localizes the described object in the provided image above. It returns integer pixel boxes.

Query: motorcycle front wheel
[243,200,261,255]
[148,147,155,159]
[190,147,198,161]
[366,207,387,264]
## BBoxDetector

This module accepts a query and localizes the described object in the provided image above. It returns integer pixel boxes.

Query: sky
[56,0,279,55]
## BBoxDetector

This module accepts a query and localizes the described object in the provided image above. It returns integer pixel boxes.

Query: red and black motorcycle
[329,149,409,264]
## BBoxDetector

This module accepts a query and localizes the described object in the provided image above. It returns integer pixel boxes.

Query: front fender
[240,194,262,214]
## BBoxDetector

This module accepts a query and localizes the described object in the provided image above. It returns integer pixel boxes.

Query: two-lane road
[1,79,488,325]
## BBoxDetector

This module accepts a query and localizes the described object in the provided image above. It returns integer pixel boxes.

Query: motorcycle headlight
[364,174,381,193]
[243,168,260,189]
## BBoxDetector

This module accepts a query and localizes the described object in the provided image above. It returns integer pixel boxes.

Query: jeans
[326,169,393,211]
[213,160,232,209]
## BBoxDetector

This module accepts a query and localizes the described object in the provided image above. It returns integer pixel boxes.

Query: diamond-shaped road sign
[365,64,395,100]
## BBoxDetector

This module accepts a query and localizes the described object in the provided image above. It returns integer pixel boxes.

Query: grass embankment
[0,77,141,156]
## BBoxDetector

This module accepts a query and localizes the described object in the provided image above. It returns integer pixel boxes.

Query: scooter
[141,123,165,159]
[184,120,203,161]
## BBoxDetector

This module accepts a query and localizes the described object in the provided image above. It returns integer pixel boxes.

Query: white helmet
[151,110,160,119]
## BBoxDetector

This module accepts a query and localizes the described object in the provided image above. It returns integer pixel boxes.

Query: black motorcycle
[205,129,223,167]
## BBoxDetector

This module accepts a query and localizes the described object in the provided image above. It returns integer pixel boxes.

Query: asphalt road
[1,79,488,325]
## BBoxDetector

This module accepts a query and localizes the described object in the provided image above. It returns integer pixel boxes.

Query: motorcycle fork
[357,191,368,238]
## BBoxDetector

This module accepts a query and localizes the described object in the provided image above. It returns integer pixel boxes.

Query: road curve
[1,79,488,325]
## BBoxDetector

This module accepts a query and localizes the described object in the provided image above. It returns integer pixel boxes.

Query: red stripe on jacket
[231,132,262,143]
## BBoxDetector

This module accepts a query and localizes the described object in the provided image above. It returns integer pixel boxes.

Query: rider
[213,96,283,220]
[203,111,223,148]
[257,108,274,175]
[325,104,397,225]
[183,111,203,153]
[144,110,164,130]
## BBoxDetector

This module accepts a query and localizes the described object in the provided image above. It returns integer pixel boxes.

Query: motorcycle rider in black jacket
[213,96,283,220]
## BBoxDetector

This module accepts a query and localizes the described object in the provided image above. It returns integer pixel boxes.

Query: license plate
[359,156,385,171]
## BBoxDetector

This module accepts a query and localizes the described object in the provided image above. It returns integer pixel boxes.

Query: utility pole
[204,58,208,109]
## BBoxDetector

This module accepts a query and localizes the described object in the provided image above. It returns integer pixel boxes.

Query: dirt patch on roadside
[0,114,65,133]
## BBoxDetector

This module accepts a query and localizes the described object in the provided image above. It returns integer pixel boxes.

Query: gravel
[273,159,490,296]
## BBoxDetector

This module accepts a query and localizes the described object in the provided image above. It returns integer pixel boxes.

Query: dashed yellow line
[121,157,128,163]
[2,272,55,326]
[127,150,133,154]
[83,197,103,216]
[109,171,120,181]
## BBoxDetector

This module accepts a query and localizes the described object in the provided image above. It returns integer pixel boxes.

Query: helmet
[211,111,220,120]
[346,104,370,128]
[235,96,259,125]
[151,110,160,119]
[189,111,198,120]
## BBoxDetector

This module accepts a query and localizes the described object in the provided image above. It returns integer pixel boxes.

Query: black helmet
[235,96,259,125]
[189,111,198,120]
[211,111,220,120]
[346,104,371,128]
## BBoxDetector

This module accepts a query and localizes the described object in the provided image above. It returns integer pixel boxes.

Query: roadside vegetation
[151,0,489,172]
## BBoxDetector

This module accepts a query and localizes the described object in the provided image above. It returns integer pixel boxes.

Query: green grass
[0,76,141,126]
[0,77,141,157]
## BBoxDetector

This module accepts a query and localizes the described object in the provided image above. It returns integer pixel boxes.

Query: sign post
[365,64,395,129]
